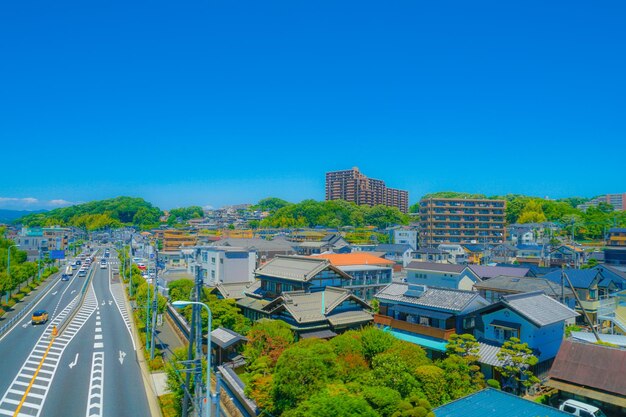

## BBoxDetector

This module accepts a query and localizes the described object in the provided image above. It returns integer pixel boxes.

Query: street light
[172,300,212,417]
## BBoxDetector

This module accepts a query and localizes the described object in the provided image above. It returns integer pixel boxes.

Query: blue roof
[516,244,545,251]
[374,244,412,254]
[434,388,571,417]
[542,269,600,288]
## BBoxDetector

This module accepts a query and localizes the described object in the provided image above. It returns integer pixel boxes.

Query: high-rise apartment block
[325,167,409,213]
[577,193,626,211]
[419,197,506,246]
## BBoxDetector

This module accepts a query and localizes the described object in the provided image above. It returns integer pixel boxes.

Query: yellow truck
[31,310,49,325]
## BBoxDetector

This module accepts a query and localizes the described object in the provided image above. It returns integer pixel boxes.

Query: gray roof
[375,244,412,254]
[477,341,505,367]
[501,291,579,326]
[211,327,247,349]
[213,281,261,300]
[467,265,530,279]
[375,282,486,313]
[406,261,465,273]
[264,287,372,324]
[212,238,296,252]
[473,276,574,298]
[255,255,350,282]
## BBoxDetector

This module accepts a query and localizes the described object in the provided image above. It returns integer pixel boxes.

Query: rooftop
[433,388,570,417]
[311,253,394,267]
[375,282,485,313]
[466,265,530,279]
[406,261,465,273]
[255,255,350,282]
[473,275,574,298]
[498,291,579,326]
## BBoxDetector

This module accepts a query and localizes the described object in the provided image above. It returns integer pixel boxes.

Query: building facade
[325,167,409,213]
[577,193,626,211]
[419,197,506,246]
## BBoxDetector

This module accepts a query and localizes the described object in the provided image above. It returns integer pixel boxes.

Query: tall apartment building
[325,167,409,213]
[419,197,506,246]
[577,193,626,211]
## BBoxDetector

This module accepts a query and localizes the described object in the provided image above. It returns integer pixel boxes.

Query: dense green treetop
[260,199,409,229]
[17,196,162,230]
[251,197,292,212]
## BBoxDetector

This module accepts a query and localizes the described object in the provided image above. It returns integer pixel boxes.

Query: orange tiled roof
[311,253,394,267]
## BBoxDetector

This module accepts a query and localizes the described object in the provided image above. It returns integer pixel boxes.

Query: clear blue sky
[1,0,625,210]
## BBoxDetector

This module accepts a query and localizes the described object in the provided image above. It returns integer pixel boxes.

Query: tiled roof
[473,275,574,298]
[211,327,246,349]
[406,261,465,273]
[212,238,296,251]
[311,253,394,266]
[375,244,412,254]
[542,269,600,289]
[477,341,504,367]
[375,282,485,313]
[255,255,350,282]
[265,287,371,324]
[467,265,530,279]
[433,388,571,417]
[501,292,578,326]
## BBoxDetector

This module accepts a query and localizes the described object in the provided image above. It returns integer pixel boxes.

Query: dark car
[61,274,70,281]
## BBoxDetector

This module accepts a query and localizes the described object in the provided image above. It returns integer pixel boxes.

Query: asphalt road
[0,249,151,417]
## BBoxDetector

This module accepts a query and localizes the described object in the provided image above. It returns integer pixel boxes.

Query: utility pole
[193,262,204,417]
[150,246,159,360]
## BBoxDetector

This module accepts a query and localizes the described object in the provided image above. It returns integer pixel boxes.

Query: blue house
[374,282,488,358]
[471,291,578,379]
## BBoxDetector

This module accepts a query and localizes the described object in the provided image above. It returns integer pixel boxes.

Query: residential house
[211,237,296,265]
[320,233,352,253]
[605,227,626,266]
[515,244,547,266]
[473,275,575,305]
[549,245,585,268]
[462,244,491,265]
[310,253,394,300]
[433,388,571,417]
[411,247,453,264]
[405,262,468,290]
[437,244,468,264]
[489,243,518,264]
[463,264,533,281]
[236,255,374,336]
[542,268,621,323]
[374,282,488,358]
[507,224,536,245]
[374,243,413,267]
[472,291,578,380]
[547,340,626,416]
[391,227,418,250]
[188,246,256,286]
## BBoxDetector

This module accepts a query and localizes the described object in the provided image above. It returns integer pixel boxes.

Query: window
[211,270,215,279]
[419,316,430,326]
[463,317,475,329]
[211,257,216,264]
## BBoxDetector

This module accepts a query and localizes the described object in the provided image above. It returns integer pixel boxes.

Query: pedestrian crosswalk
[0,285,98,417]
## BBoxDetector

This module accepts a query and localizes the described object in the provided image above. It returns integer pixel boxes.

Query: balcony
[373,314,456,340]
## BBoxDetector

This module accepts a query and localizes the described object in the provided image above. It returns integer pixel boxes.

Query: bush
[20,286,32,295]
[148,356,165,371]
[0,308,5,317]
[535,394,550,404]
[12,293,25,302]
[6,299,16,308]
[29,282,39,290]
[486,379,501,390]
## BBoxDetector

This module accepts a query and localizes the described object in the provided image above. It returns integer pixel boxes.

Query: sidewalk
[0,273,58,325]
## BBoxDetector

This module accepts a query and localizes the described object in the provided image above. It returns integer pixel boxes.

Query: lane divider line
[12,337,55,417]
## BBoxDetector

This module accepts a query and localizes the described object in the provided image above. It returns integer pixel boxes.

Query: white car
[559,400,607,417]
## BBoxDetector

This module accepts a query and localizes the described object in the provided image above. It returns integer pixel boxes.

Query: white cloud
[202,204,214,210]
[0,196,75,210]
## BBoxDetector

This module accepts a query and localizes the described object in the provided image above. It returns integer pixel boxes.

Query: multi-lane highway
[0,249,151,417]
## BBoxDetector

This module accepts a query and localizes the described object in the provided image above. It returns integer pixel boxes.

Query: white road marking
[93,342,103,349]
[71,290,77,295]
[94,334,102,340]
[85,352,104,417]
[69,353,79,369]
[118,350,126,365]
[51,291,58,296]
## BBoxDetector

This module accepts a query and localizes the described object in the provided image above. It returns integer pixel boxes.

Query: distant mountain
[0,209,47,224]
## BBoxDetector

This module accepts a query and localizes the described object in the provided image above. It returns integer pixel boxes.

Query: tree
[445,333,479,359]
[167,278,194,302]
[414,365,450,407]
[438,354,484,400]
[517,200,547,224]
[360,385,403,417]
[283,390,379,417]
[391,393,435,417]
[243,319,294,370]
[359,326,396,363]
[272,339,339,413]
[496,337,540,395]
[251,197,292,213]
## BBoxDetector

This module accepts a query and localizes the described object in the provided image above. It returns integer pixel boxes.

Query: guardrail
[0,272,63,338]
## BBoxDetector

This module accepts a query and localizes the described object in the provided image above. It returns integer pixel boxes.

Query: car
[559,400,607,417]
[32,310,49,325]
[75,260,81,266]
[61,274,70,281]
